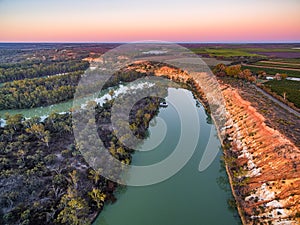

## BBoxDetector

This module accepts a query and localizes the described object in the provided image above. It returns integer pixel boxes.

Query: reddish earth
[222,84,300,225]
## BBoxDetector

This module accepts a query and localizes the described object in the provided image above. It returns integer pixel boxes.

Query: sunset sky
[0,0,300,42]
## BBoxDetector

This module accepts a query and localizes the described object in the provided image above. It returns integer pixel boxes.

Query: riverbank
[140,61,300,224]
[220,83,300,224]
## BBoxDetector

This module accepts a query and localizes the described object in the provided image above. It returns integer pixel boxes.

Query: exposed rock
[222,86,300,224]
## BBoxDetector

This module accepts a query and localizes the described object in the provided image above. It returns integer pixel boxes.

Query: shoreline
[146,64,246,223]
[213,116,248,225]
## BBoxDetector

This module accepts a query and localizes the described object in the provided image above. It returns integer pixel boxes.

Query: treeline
[0,68,150,110]
[0,60,89,83]
[0,71,83,109]
[213,64,256,83]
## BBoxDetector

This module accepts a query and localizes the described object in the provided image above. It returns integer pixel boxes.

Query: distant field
[254,61,300,70]
[271,58,300,64]
[238,48,300,53]
[264,80,300,108]
[190,48,261,57]
[242,65,300,78]
[253,52,300,58]
[189,46,300,59]
[235,47,300,58]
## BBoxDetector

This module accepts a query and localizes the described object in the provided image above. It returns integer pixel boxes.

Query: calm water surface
[94,88,241,225]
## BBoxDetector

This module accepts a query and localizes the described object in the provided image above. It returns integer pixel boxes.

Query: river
[0,83,241,224]
[94,88,241,225]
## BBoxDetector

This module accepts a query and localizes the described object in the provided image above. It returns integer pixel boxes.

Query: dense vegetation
[213,64,256,82]
[0,91,162,225]
[264,80,300,108]
[0,60,89,83]
[0,64,152,110]
[0,71,83,109]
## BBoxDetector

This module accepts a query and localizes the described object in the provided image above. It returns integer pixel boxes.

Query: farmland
[264,80,300,108]
[242,65,300,78]
[190,47,262,58]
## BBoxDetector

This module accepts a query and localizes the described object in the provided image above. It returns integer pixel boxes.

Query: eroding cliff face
[222,86,300,225]
[122,61,300,224]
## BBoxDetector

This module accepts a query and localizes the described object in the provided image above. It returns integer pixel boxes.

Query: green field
[242,65,300,78]
[237,48,300,53]
[190,48,262,57]
[271,58,300,64]
[189,46,300,58]
[264,80,300,108]
[254,62,300,70]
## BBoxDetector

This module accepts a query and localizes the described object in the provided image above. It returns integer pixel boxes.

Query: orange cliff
[222,86,300,225]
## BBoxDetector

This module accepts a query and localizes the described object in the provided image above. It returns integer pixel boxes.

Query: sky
[0,0,300,42]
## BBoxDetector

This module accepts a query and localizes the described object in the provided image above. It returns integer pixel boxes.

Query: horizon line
[0,41,300,44]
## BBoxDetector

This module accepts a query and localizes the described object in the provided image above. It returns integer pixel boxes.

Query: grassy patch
[189,48,261,57]
[205,48,259,57]
[239,48,300,53]
[271,58,300,64]
[242,65,300,78]
[188,47,300,58]
[254,62,300,70]
[264,80,300,108]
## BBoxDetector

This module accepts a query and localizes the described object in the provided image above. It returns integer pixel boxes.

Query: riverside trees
[0,89,162,224]
[0,60,89,83]
[0,71,82,109]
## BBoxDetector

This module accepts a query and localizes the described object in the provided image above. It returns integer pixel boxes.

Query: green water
[94,88,240,225]
[0,82,153,120]
[0,83,240,224]
[0,99,74,119]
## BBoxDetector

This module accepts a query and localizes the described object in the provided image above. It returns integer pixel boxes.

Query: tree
[88,188,106,209]
[88,169,101,185]
[25,124,50,147]
[242,69,252,80]
[56,187,90,225]
[225,65,242,77]
[281,73,288,80]
[5,113,24,131]
[213,63,227,77]
[247,76,257,83]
